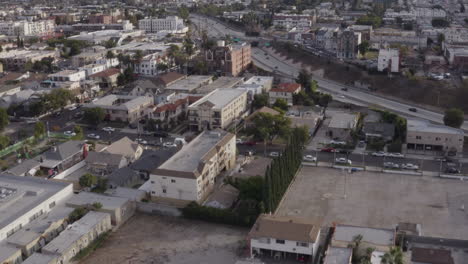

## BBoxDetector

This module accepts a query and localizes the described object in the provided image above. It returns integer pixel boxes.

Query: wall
[54,160,86,180]
[145,174,198,201]
[136,202,182,216]
[251,237,315,256]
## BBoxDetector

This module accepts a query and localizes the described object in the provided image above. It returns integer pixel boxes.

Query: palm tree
[381,247,404,264]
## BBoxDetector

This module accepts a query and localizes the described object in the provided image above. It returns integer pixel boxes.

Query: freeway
[191,14,468,132]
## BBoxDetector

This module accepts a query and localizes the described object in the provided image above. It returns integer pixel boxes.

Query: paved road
[191,14,468,133]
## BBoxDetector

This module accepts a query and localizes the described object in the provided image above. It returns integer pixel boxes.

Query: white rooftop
[333,225,395,247]
[189,88,247,109]
[407,119,464,135]
[85,94,151,111]
[167,75,213,92]
[244,76,273,86]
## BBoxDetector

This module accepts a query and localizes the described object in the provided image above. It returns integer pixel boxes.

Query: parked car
[330,140,346,145]
[402,163,419,170]
[135,138,148,145]
[384,162,399,169]
[335,158,352,165]
[52,111,62,117]
[86,133,100,139]
[303,155,317,162]
[408,108,417,112]
[372,151,387,157]
[321,147,337,152]
[236,139,244,145]
[244,141,257,146]
[445,167,460,174]
[163,142,178,148]
[64,131,76,137]
[388,153,404,158]
[102,127,115,132]
[269,152,280,157]
[154,131,169,138]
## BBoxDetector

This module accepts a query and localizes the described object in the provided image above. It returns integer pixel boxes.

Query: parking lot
[275,167,468,240]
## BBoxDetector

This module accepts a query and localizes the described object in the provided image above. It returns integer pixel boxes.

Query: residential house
[146,95,194,129]
[7,159,41,177]
[272,13,316,31]
[88,68,120,88]
[406,119,464,156]
[268,83,302,106]
[249,214,322,261]
[188,88,248,131]
[204,184,239,209]
[37,141,87,178]
[85,151,127,176]
[129,149,177,180]
[102,137,144,163]
[139,130,236,202]
[205,41,251,77]
[107,167,141,189]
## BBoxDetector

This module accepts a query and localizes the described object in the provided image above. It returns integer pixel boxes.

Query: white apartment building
[272,13,315,31]
[139,129,236,202]
[0,19,55,36]
[0,174,73,242]
[188,88,248,131]
[378,49,399,72]
[244,76,274,92]
[78,64,107,78]
[406,119,464,155]
[48,70,86,82]
[132,52,167,77]
[249,214,322,260]
[138,16,188,34]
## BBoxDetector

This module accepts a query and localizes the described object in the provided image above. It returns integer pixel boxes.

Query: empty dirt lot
[276,167,468,239]
[80,214,249,264]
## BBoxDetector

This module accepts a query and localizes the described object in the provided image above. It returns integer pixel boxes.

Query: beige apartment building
[139,129,236,202]
[188,88,248,131]
[83,95,152,124]
[205,41,252,77]
[406,119,464,155]
[268,83,302,106]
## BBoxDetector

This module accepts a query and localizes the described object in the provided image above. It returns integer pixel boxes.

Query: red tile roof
[270,83,301,93]
[89,68,121,78]
[154,98,188,113]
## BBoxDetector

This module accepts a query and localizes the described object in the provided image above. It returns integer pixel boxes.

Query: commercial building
[0,174,73,242]
[272,13,316,31]
[139,129,236,202]
[0,19,55,36]
[138,16,188,34]
[406,119,464,156]
[378,49,399,73]
[268,83,301,106]
[205,41,251,77]
[71,20,134,32]
[188,88,248,131]
[166,75,213,93]
[68,30,144,45]
[0,50,56,70]
[249,214,322,261]
[83,95,153,123]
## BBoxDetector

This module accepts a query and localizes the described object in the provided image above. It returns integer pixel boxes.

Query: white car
[236,139,244,144]
[87,133,100,139]
[384,162,399,169]
[372,151,387,157]
[269,152,280,157]
[335,158,352,165]
[68,106,77,111]
[388,153,404,158]
[136,138,148,145]
[102,127,115,132]
[402,163,419,170]
[330,140,346,145]
[64,131,76,137]
[163,142,178,148]
[303,155,317,162]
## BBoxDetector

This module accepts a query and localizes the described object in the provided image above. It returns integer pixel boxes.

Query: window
[162,189,167,193]
[276,239,285,244]
[171,179,176,183]
[416,136,422,140]
[151,181,155,184]
[297,242,308,247]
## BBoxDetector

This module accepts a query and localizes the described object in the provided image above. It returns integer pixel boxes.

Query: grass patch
[72,231,111,261]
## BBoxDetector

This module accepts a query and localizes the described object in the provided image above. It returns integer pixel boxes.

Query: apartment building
[406,119,464,156]
[132,52,167,77]
[146,95,201,128]
[138,16,188,34]
[78,64,107,78]
[336,29,361,60]
[249,214,322,261]
[71,51,106,68]
[139,129,236,202]
[0,19,55,36]
[268,83,301,106]
[378,49,400,72]
[71,20,134,32]
[205,41,251,77]
[88,14,114,24]
[48,70,86,82]
[272,13,316,31]
[83,95,153,123]
[188,88,248,131]
[0,50,56,70]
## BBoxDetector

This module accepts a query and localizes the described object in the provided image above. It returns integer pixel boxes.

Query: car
[102,127,115,132]
[64,131,76,137]
[163,142,178,148]
[321,147,338,152]
[372,151,387,157]
[303,155,317,162]
[86,133,100,139]
[236,139,244,145]
[408,108,417,112]
[335,158,352,165]
[25,118,39,124]
[341,87,348,91]
[388,153,405,158]
[339,95,346,99]
[244,141,257,146]
[384,162,399,169]
[330,140,346,145]
[445,167,460,174]
[153,131,169,138]
[135,138,148,145]
[68,106,77,111]
[402,163,419,170]
[245,150,255,156]
[269,152,280,157]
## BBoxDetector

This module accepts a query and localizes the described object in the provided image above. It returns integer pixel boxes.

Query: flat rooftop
[21,253,56,264]
[324,247,352,264]
[333,224,395,246]
[275,167,468,240]
[244,76,273,86]
[156,130,234,177]
[112,41,172,52]
[66,192,128,210]
[189,88,246,109]
[196,77,244,94]
[328,112,356,129]
[167,75,213,92]
[0,174,72,235]
[407,119,464,135]
[84,94,151,110]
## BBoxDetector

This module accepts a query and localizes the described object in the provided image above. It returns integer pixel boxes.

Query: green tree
[0,135,9,149]
[318,93,333,107]
[92,202,103,209]
[296,68,311,90]
[273,98,289,112]
[106,50,115,59]
[249,112,291,143]
[83,107,105,126]
[252,93,269,109]
[34,121,46,139]
[358,41,370,56]
[178,6,190,20]
[68,207,89,223]
[73,125,84,140]
[437,33,445,44]
[0,108,9,131]
[381,247,404,264]
[443,108,464,128]
[79,173,98,187]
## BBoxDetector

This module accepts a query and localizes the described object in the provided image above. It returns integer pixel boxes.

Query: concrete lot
[80,213,248,264]
[276,167,468,240]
